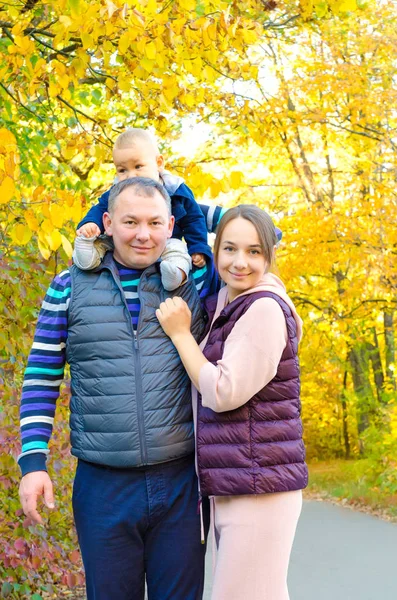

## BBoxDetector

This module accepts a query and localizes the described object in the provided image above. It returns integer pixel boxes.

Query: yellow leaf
[145,41,156,60]
[119,77,132,91]
[182,92,195,108]
[33,186,45,201]
[118,33,130,54]
[242,29,257,44]
[11,223,32,245]
[0,128,17,150]
[49,82,61,98]
[70,201,83,223]
[0,176,16,204]
[61,234,73,258]
[40,218,53,234]
[49,204,65,228]
[47,229,63,252]
[38,240,51,260]
[81,33,94,49]
[59,15,73,28]
[221,178,230,193]
[230,171,243,189]
[145,0,158,16]
[140,58,155,73]
[179,0,196,11]
[63,145,76,160]
[338,0,357,11]
[59,73,70,89]
[106,0,119,18]
[25,210,39,231]
[210,180,222,198]
[62,88,72,101]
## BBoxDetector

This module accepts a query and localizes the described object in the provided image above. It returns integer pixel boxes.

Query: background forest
[1,0,396,596]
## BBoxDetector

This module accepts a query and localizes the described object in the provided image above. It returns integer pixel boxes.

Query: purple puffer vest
[197,291,308,497]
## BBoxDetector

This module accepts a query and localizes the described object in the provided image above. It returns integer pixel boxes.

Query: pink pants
[211,490,302,600]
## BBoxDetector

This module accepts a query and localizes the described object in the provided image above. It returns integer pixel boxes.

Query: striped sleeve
[192,264,208,296]
[18,270,71,476]
[192,259,219,299]
[205,205,228,234]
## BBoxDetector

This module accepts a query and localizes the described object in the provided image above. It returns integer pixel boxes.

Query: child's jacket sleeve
[77,189,110,233]
[172,183,212,260]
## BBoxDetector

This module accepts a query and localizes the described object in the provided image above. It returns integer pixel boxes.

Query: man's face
[113,141,164,182]
[103,188,174,269]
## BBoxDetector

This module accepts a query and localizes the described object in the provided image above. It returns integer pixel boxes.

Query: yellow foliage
[230,171,243,189]
[10,223,32,245]
[46,229,63,252]
[61,234,74,258]
[0,128,17,150]
[0,176,16,204]
[49,204,65,229]
[25,210,39,232]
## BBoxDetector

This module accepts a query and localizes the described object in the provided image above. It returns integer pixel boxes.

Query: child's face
[113,141,164,182]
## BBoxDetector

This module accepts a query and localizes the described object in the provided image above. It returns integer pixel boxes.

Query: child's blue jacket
[77,173,212,261]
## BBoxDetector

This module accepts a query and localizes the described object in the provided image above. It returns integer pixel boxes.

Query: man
[18,178,208,600]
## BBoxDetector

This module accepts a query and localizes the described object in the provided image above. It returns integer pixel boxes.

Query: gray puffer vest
[66,253,204,468]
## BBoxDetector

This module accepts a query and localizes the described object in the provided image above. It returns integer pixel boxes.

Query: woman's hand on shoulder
[156,297,192,341]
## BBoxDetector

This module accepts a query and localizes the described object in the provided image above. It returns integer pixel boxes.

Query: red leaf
[31,555,41,569]
[14,538,27,553]
[69,549,80,564]
[67,573,77,588]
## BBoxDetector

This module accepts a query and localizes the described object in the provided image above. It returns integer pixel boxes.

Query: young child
[74,128,212,291]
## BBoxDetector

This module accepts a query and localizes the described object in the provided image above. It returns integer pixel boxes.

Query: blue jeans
[72,455,208,600]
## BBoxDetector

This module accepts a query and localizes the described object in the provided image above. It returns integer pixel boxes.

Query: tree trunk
[367,329,385,402]
[349,345,374,454]
[384,311,395,390]
[341,369,350,459]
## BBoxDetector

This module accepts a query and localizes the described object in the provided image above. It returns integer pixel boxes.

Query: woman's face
[217,217,268,302]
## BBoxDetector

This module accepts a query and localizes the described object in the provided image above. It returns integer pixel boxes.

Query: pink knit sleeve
[198,298,288,413]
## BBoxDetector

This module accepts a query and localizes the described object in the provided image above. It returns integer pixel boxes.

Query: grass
[305,459,397,521]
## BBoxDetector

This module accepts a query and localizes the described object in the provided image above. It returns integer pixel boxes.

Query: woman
[156,205,308,600]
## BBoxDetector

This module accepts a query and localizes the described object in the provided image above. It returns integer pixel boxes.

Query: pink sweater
[198,274,303,413]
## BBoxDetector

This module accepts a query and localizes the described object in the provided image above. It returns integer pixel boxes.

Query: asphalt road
[203,499,397,600]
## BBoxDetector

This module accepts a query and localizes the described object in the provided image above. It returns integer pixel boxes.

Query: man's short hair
[108,177,172,216]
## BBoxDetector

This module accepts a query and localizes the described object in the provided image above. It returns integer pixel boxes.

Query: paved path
[203,499,397,599]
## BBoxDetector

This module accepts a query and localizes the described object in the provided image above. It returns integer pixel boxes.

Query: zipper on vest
[134,275,148,464]
[132,326,147,464]
[106,265,148,465]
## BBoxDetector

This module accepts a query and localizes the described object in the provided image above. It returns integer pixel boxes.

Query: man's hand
[19,471,55,525]
[191,253,206,268]
[76,223,101,238]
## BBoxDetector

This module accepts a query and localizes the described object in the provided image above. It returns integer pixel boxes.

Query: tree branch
[0,81,44,121]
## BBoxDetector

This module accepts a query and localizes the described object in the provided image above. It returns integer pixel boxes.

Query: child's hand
[156,297,192,340]
[192,253,206,268]
[76,223,101,238]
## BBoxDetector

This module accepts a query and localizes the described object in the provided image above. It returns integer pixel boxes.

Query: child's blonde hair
[113,128,160,154]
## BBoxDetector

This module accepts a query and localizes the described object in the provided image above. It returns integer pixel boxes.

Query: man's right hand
[76,223,101,238]
[19,471,55,525]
